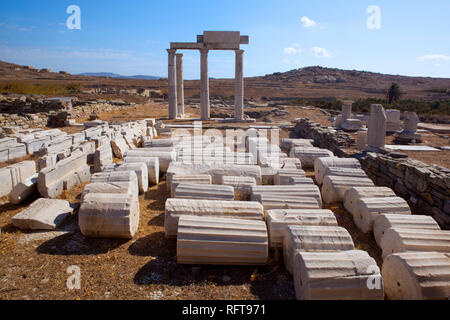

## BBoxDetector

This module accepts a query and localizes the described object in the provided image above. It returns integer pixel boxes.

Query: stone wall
[360,153,450,229]
[293,118,450,230]
[293,118,355,157]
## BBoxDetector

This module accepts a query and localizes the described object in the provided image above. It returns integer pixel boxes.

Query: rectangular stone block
[221,176,256,200]
[0,160,36,197]
[126,148,176,173]
[170,174,212,197]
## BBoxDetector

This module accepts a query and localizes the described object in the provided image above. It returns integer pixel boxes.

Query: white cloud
[284,46,302,55]
[311,46,332,58]
[418,54,450,61]
[300,16,316,28]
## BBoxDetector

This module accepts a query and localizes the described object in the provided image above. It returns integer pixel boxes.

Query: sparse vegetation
[0,82,83,95]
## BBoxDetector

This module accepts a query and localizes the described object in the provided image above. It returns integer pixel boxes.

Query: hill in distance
[76,72,164,80]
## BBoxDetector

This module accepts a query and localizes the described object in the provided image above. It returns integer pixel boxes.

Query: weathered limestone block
[40,138,73,155]
[288,177,316,186]
[174,183,235,201]
[341,119,362,132]
[79,192,140,239]
[261,166,277,185]
[90,171,139,197]
[321,176,374,204]
[124,156,159,185]
[381,228,450,258]
[324,167,368,182]
[9,174,38,204]
[353,197,412,234]
[367,104,387,149]
[164,198,264,237]
[251,185,322,207]
[280,157,302,169]
[290,147,334,169]
[24,137,51,155]
[314,157,362,185]
[170,174,212,197]
[294,250,384,300]
[373,214,441,247]
[0,160,36,197]
[343,186,396,217]
[37,151,90,198]
[283,225,355,274]
[253,194,320,211]
[12,198,73,230]
[280,138,313,152]
[38,153,58,171]
[126,148,176,173]
[0,149,8,162]
[114,162,148,193]
[221,176,256,200]
[94,143,113,172]
[382,252,450,300]
[110,136,129,159]
[176,215,268,265]
[167,162,262,185]
[266,209,338,248]
[274,168,306,185]
[81,181,138,201]
[7,143,27,160]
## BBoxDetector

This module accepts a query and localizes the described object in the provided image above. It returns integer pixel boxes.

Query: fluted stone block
[170,174,212,197]
[221,176,256,200]
[380,228,450,258]
[373,214,441,247]
[251,185,322,208]
[287,177,316,186]
[90,171,139,197]
[283,225,355,274]
[353,197,411,234]
[267,209,338,248]
[126,148,176,173]
[79,192,140,239]
[382,252,450,300]
[290,147,334,169]
[314,157,362,185]
[294,250,384,300]
[115,162,148,193]
[94,143,113,172]
[12,198,73,230]
[322,176,374,204]
[274,168,306,185]
[343,186,397,217]
[174,183,234,201]
[177,215,268,265]
[164,198,264,238]
[124,156,159,185]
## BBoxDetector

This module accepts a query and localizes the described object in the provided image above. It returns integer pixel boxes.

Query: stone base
[393,131,422,143]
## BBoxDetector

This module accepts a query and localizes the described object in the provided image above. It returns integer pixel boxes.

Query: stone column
[176,53,184,117]
[367,104,387,149]
[200,49,210,121]
[234,49,244,121]
[342,101,352,121]
[167,49,177,120]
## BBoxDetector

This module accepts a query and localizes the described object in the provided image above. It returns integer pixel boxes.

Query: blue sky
[0,0,449,79]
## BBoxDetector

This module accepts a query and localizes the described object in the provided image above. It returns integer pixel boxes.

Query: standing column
[234,49,244,121]
[176,53,184,117]
[200,49,210,121]
[167,49,177,120]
